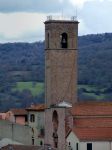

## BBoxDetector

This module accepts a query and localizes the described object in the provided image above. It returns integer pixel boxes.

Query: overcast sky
[0,0,112,43]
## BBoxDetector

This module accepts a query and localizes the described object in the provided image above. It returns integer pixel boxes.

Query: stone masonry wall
[0,119,32,145]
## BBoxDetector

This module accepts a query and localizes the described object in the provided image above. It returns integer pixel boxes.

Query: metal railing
[47,15,78,21]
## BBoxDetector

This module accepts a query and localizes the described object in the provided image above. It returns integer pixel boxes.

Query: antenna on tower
[71,7,78,21]
[76,6,78,20]
[61,9,64,19]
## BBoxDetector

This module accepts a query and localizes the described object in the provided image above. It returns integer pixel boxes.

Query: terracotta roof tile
[74,117,112,128]
[71,102,112,116]
[26,104,46,111]
[10,109,27,115]
[72,127,112,141]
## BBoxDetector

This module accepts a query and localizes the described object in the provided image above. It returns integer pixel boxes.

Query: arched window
[52,110,59,148]
[52,110,59,130]
[61,32,68,48]
[30,114,35,122]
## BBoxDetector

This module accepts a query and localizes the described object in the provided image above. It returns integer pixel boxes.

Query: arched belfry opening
[52,110,59,148]
[61,32,68,48]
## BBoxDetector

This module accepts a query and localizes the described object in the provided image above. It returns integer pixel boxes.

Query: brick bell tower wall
[45,20,79,107]
[45,107,66,150]
[44,19,79,150]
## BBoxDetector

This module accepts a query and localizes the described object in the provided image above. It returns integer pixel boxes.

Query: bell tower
[45,17,78,107]
[44,16,79,150]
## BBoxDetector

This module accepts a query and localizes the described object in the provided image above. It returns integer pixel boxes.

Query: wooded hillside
[0,33,112,111]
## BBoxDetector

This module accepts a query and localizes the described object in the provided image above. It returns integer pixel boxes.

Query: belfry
[44,16,79,149]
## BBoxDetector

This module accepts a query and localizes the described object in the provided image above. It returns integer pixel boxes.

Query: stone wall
[45,20,78,107]
[45,107,66,150]
[0,119,32,145]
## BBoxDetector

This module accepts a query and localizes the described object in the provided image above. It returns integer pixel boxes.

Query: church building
[44,16,78,150]
[44,16,112,150]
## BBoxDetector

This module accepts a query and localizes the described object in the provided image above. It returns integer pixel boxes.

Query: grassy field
[78,84,106,100]
[78,84,106,92]
[13,82,108,100]
[12,82,44,97]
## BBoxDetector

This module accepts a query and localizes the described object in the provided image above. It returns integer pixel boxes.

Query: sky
[0,0,112,43]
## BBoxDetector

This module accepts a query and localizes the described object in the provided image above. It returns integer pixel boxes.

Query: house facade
[26,104,45,146]
[5,108,27,125]
[67,131,112,150]
[66,102,112,150]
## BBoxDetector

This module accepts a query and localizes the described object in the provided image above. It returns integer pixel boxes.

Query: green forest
[0,33,112,111]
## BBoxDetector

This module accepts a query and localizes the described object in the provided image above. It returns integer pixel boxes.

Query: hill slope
[0,33,112,111]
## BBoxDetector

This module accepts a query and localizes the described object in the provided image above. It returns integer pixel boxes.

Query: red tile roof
[74,117,112,128]
[69,102,112,141]
[71,102,112,116]
[72,127,112,141]
[26,104,45,111]
[10,109,27,115]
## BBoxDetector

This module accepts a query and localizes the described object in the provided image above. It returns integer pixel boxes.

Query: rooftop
[56,101,72,108]
[46,15,78,21]
[72,127,112,141]
[26,104,45,111]
[71,102,112,116]
[69,102,112,141]
[9,109,27,115]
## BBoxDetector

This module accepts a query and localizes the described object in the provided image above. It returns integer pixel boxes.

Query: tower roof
[44,15,79,24]
[56,101,72,108]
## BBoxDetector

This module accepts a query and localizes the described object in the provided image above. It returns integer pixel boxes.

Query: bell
[62,38,66,43]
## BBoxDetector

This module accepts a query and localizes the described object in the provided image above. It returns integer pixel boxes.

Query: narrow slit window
[48,33,49,48]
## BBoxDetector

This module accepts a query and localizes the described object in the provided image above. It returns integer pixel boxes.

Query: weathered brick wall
[45,107,66,150]
[44,20,79,149]
[45,21,78,50]
[45,50,77,107]
[45,21,78,107]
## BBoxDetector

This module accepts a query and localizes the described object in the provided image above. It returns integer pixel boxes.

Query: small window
[61,32,68,48]
[76,143,78,150]
[25,115,28,122]
[30,114,35,122]
[87,143,92,150]
[40,141,43,146]
[41,128,45,136]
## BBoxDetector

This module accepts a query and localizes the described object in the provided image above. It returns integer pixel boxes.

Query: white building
[67,128,112,150]
[66,102,112,150]
[26,104,45,146]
